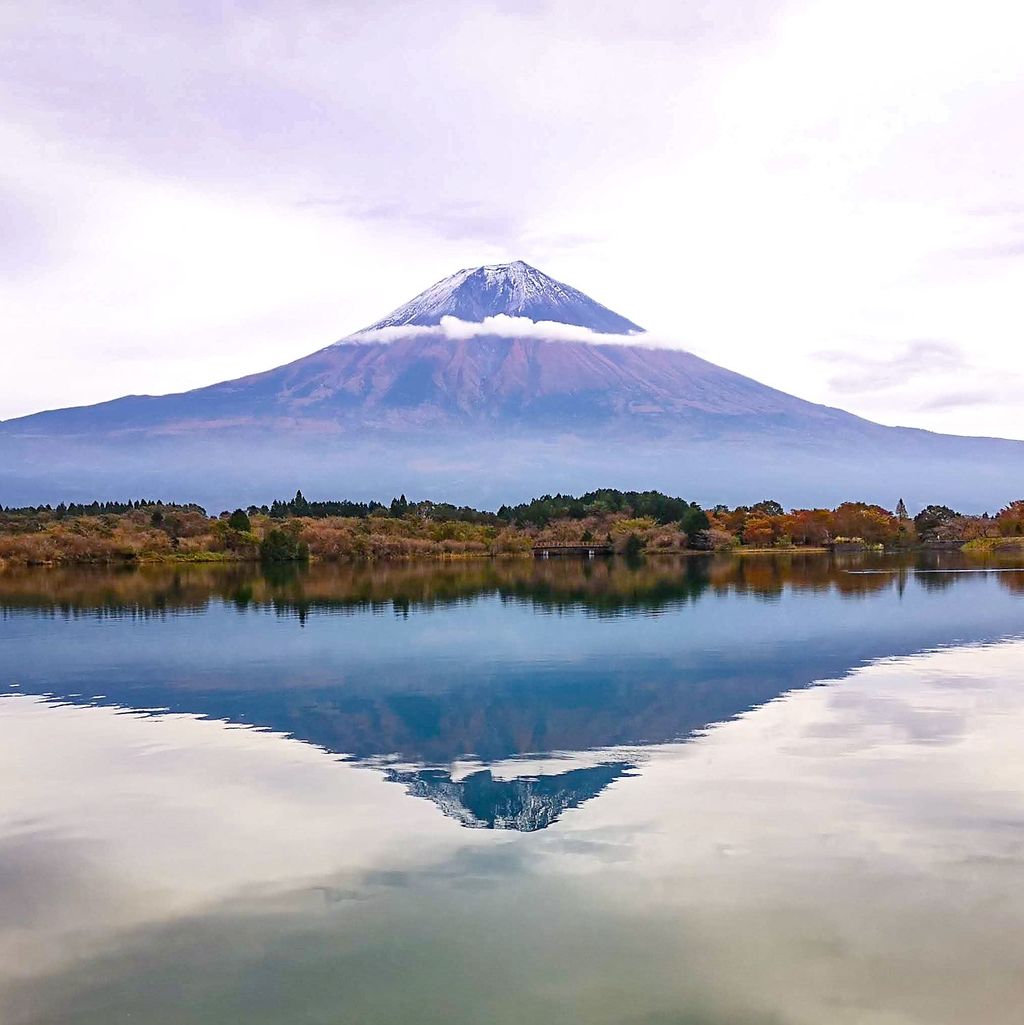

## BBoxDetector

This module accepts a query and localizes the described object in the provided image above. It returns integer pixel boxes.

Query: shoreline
[2,543,1002,570]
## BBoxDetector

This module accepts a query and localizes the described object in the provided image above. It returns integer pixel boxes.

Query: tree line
[4,491,1023,560]
[260,492,499,524]
[252,488,709,530]
[706,499,1024,547]
[2,499,206,517]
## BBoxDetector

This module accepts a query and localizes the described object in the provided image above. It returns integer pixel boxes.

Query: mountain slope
[4,332,868,436]
[2,260,1022,509]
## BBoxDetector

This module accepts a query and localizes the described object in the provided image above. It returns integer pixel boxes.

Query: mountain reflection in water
[2,552,1023,832]
[385,763,635,831]
[3,553,1024,1025]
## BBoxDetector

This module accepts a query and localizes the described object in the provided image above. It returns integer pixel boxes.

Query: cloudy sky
[2,0,1022,438]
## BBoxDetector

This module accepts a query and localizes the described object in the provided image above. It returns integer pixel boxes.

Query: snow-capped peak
[362,260,643,334]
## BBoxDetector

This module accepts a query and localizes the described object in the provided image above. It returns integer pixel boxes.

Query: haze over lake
[2,552,1023,1024]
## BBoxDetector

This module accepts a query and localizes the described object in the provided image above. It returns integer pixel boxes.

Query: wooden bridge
[532,542,612,558]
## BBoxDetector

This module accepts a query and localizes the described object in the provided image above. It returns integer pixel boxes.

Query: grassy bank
[962,536,1024,554]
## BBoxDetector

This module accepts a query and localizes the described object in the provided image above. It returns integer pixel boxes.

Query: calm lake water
[2,552,1024,1024]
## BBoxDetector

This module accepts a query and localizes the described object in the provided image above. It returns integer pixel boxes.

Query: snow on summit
[364,261,643,335]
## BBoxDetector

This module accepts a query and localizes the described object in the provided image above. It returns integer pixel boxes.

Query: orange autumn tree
[741,516,778,546]
[995,500,1024,536]
[781,509,833,546]
[831,502,900,544]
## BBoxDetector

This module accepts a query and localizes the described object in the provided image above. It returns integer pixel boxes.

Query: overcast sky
[2,0,1022,438]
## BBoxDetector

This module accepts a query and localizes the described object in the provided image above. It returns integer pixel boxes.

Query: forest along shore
[1,491,1022,566]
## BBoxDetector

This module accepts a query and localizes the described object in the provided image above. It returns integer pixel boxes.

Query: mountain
[2,260,1023,509]
[364,260,642,334]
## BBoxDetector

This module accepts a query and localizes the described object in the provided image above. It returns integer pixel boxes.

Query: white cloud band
[342,315,673,349]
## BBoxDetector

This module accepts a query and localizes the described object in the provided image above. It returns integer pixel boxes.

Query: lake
[2,551,1023,1024]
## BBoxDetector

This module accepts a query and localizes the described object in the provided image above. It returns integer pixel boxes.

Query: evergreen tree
[227,509,251,532]
[751,499,785,517]
[260,527,310,563]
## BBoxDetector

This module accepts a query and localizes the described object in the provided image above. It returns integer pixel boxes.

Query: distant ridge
[364,260,643,335]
